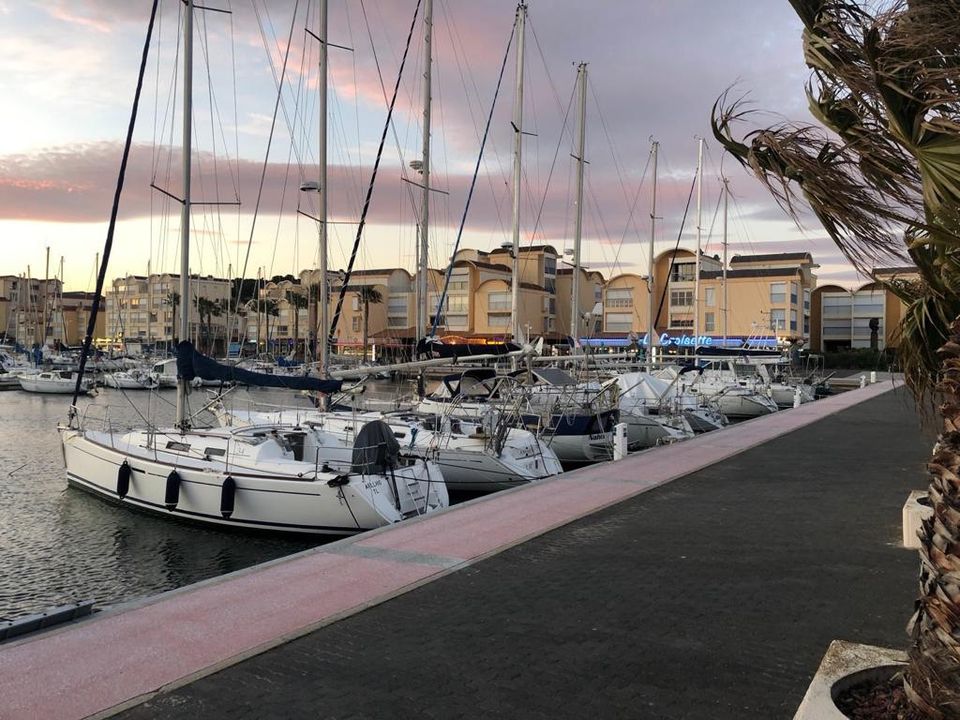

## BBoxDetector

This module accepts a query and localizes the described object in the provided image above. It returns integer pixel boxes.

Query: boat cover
[176,341,343,393]
[351,420,400,474]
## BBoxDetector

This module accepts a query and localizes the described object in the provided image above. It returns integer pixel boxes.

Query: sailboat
[59,1,447,535]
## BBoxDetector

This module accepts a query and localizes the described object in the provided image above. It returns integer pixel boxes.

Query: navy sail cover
[176,341,343,393]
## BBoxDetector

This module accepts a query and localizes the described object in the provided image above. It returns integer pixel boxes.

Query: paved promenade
[0,381,935,719]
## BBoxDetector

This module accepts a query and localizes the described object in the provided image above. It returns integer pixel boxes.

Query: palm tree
[165,291,180,344]
[711,1,960,715]
[194,297,223,354]
[355,286,383,363]
[286,290,309,359]
[256,298,279,354]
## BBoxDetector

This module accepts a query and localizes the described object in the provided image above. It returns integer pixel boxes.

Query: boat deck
[0,379,933,719]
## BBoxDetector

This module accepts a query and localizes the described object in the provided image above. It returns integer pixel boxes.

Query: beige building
[809,265,917,352]
[0,275,66,346]
[592,250,818,350]
[104,273,231,351]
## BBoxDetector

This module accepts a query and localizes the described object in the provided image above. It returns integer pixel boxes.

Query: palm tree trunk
[362,300,369,363]
[905,318,960,717]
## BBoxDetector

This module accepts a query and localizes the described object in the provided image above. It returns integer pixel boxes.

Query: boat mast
[570,61,587,341]
[509,2,526,342]
[647,139,659,357]
[692,136,703,351]
[43,246,50,345]
[722,176,729,345]
[175,0,194,431]
[415,0,433,341]
[317,0,330,375]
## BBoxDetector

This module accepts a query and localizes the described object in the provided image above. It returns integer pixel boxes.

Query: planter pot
[793,640,906,719]
[902,490,932,549]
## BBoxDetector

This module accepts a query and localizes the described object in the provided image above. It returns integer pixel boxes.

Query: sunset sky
[0,0,878,292]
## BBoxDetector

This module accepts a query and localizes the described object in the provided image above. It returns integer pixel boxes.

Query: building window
[670,289,693,307]
[790,310,798,331]
[605,288,633,308]
[448,280,469,292]
[543,255,557,276]
[387,295,407,317]
[669,315,694,329]
[769,308,786,331]
[388,317,406,328]
[705,287,715,307]
[803,288,811,313]
[605,313,633,333]
[488,313,510,328]
[352,317,361,332]
[544,278,556,294]
[670,264,695,282]
[488,292,511,311]
[446,314,468,330]
[770,283,786,303]
[448,295,469,313]
[705,312,715,332]
[594,285,602,303]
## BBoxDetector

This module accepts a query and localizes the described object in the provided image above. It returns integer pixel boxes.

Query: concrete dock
[0,379,934,719]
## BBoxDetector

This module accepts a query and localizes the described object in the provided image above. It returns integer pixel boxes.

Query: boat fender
[220,476,236,518]
[327,475,349,488]
[165,471,181,510]
[117,461,131,499]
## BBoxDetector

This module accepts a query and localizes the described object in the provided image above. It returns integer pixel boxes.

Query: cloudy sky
[0,0,873,292]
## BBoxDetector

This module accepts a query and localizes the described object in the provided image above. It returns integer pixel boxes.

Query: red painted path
[0,381,895,720]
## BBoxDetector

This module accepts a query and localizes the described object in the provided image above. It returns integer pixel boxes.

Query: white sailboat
[60,0,447,535]
[21,370,91,395]
[215,403,563,493]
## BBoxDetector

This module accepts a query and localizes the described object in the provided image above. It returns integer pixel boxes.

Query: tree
[165,291,180,344]
[286,290,309,359]
[711,2,960,715]
[256,298,279,354]
[355,285,383,363]
[195,297,223,354]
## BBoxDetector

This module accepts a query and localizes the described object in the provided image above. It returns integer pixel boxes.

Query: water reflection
[0,388,321,619]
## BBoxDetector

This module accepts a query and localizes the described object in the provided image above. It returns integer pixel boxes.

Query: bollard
[793,385,802,408]
[870,370,877,384]
[613,422,628,461]
[859,374,866,388]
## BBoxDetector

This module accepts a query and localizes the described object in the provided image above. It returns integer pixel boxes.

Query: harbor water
[0,386,352,620]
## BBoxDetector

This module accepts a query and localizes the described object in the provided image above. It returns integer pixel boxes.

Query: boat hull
[60,428,432,536]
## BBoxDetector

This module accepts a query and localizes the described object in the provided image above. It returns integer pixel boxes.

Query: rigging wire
[329,0,423,342]
[653,171,698,333]
[230,0,301,325]
[429,18,516,337]
[71,0,161,408]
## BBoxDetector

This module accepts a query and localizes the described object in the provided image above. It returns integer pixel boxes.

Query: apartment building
[0,275,66,346]
[597,250,818,349]
[104,273,231,350]
[809,265,918,352]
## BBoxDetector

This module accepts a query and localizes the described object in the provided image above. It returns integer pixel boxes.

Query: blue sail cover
[176,341,343,393]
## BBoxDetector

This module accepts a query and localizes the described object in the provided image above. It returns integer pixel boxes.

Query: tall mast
[647,139,659,354]
[176,0,194,430]
[43,246,50,344]
[416,0,433,340]
[509,3,527,341]
[570,61,587,341]
[317,0,330,375]
[146,258,152,348]
[722,176,729,345]
[692,136,703,350]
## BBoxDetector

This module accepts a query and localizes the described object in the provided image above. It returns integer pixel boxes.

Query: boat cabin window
[165,441,191,452]
[204,447,226,457]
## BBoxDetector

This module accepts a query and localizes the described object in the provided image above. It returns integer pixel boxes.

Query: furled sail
[176,341,342,393]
